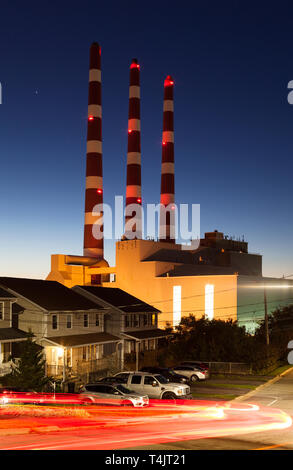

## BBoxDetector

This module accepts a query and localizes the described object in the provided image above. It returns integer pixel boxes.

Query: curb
[232,366,293,403]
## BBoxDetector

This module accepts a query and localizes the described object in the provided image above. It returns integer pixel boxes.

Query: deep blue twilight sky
[0,0,293,279]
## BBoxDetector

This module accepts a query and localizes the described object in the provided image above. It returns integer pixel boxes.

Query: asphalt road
[0,370,292,450]
[127,368,293,450]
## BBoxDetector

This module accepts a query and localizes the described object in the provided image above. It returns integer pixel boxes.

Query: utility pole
[264,285,270,346]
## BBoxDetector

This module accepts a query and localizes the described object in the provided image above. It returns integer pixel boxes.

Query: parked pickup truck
[113,371,192,400]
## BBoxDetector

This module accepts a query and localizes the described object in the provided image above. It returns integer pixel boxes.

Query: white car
[171,365,208,383]
[79,382,149,407]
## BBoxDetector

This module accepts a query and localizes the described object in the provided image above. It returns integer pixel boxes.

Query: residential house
[0,278,121,381]
[0,287,28,377]
[73,286,170,368]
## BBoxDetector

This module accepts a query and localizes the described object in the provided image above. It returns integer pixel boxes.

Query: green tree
[255,304,293,361]
[2,333,51,392]
[163,314,277,371]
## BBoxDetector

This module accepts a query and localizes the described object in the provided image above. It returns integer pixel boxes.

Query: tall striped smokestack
[124,58,142,239]
[159,75,175,243]
[83,42,104,259]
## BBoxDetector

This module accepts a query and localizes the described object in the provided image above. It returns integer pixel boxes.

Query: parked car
[180,361,210,372]
[97,376,126,384]
[139,367,189,384]
[172,365,208,382]
[79,382,149,407]
[113,371,192,400]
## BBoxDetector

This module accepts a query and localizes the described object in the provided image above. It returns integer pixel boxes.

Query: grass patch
[269,365,293,377]
[194,382,255,390]
[211,374,265,381]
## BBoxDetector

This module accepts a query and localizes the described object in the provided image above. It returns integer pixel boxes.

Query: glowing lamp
[162,141,166,146]
[57,348,64,358]
[165,76,174,87]
[171,205,175,210]
[128,129,132,134]
[88,115,94,121]
[97,188,103,194]
[137,198,142,203]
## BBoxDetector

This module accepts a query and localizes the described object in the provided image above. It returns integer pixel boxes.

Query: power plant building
[47,43,293,334]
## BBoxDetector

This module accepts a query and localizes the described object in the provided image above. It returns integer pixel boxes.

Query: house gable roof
[76,286,160,314]
[0,277,104,312]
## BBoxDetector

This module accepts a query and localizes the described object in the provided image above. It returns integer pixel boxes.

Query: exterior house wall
[46,311,104,338]
[0,300,12,327]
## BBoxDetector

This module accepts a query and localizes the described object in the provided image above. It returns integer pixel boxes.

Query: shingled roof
[0,278,104,312]
[43,332,120,348]
[76,286,160,314]
[0,328,28,342]
[0,287,16,299]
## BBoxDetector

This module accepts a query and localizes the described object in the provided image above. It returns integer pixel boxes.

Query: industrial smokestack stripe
[83,42,104,259]
[160,75,175,243]
[125,59,142,238]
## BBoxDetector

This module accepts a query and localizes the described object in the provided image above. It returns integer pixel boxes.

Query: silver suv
[80,382,149,407]
[113,372,192,400]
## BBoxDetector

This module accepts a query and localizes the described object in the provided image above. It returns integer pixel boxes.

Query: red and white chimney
[124,58,142,239]
[83,42,104,259]
[159,75,175,243]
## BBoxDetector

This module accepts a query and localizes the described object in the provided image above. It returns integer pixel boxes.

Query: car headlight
[177,389,183,395]
[1,397,9,404]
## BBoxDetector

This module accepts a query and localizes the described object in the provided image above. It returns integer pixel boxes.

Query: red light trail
[0,394,291,450]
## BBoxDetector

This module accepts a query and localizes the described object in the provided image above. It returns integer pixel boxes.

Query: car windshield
[154,374,169,384]
[116,385,135,394]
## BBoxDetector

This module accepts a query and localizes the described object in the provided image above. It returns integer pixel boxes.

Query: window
[133,315,139,327]
[151,313,156,326]
[143,314,148,326]
[52,314,58,330]
[95,314,100,327]
[131,375,142,384]
[82,346,87,360]
[144,375,156,385]
[149,339,155,350]
[115,373,129,383]
[84,314,89,328]
[66,315,72,329]
[124,315,130,328]
[0,302,3,320]
[91,274,101,285]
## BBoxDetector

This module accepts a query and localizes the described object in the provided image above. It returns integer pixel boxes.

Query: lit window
[205,284,214,320]
[173,286,182,327]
